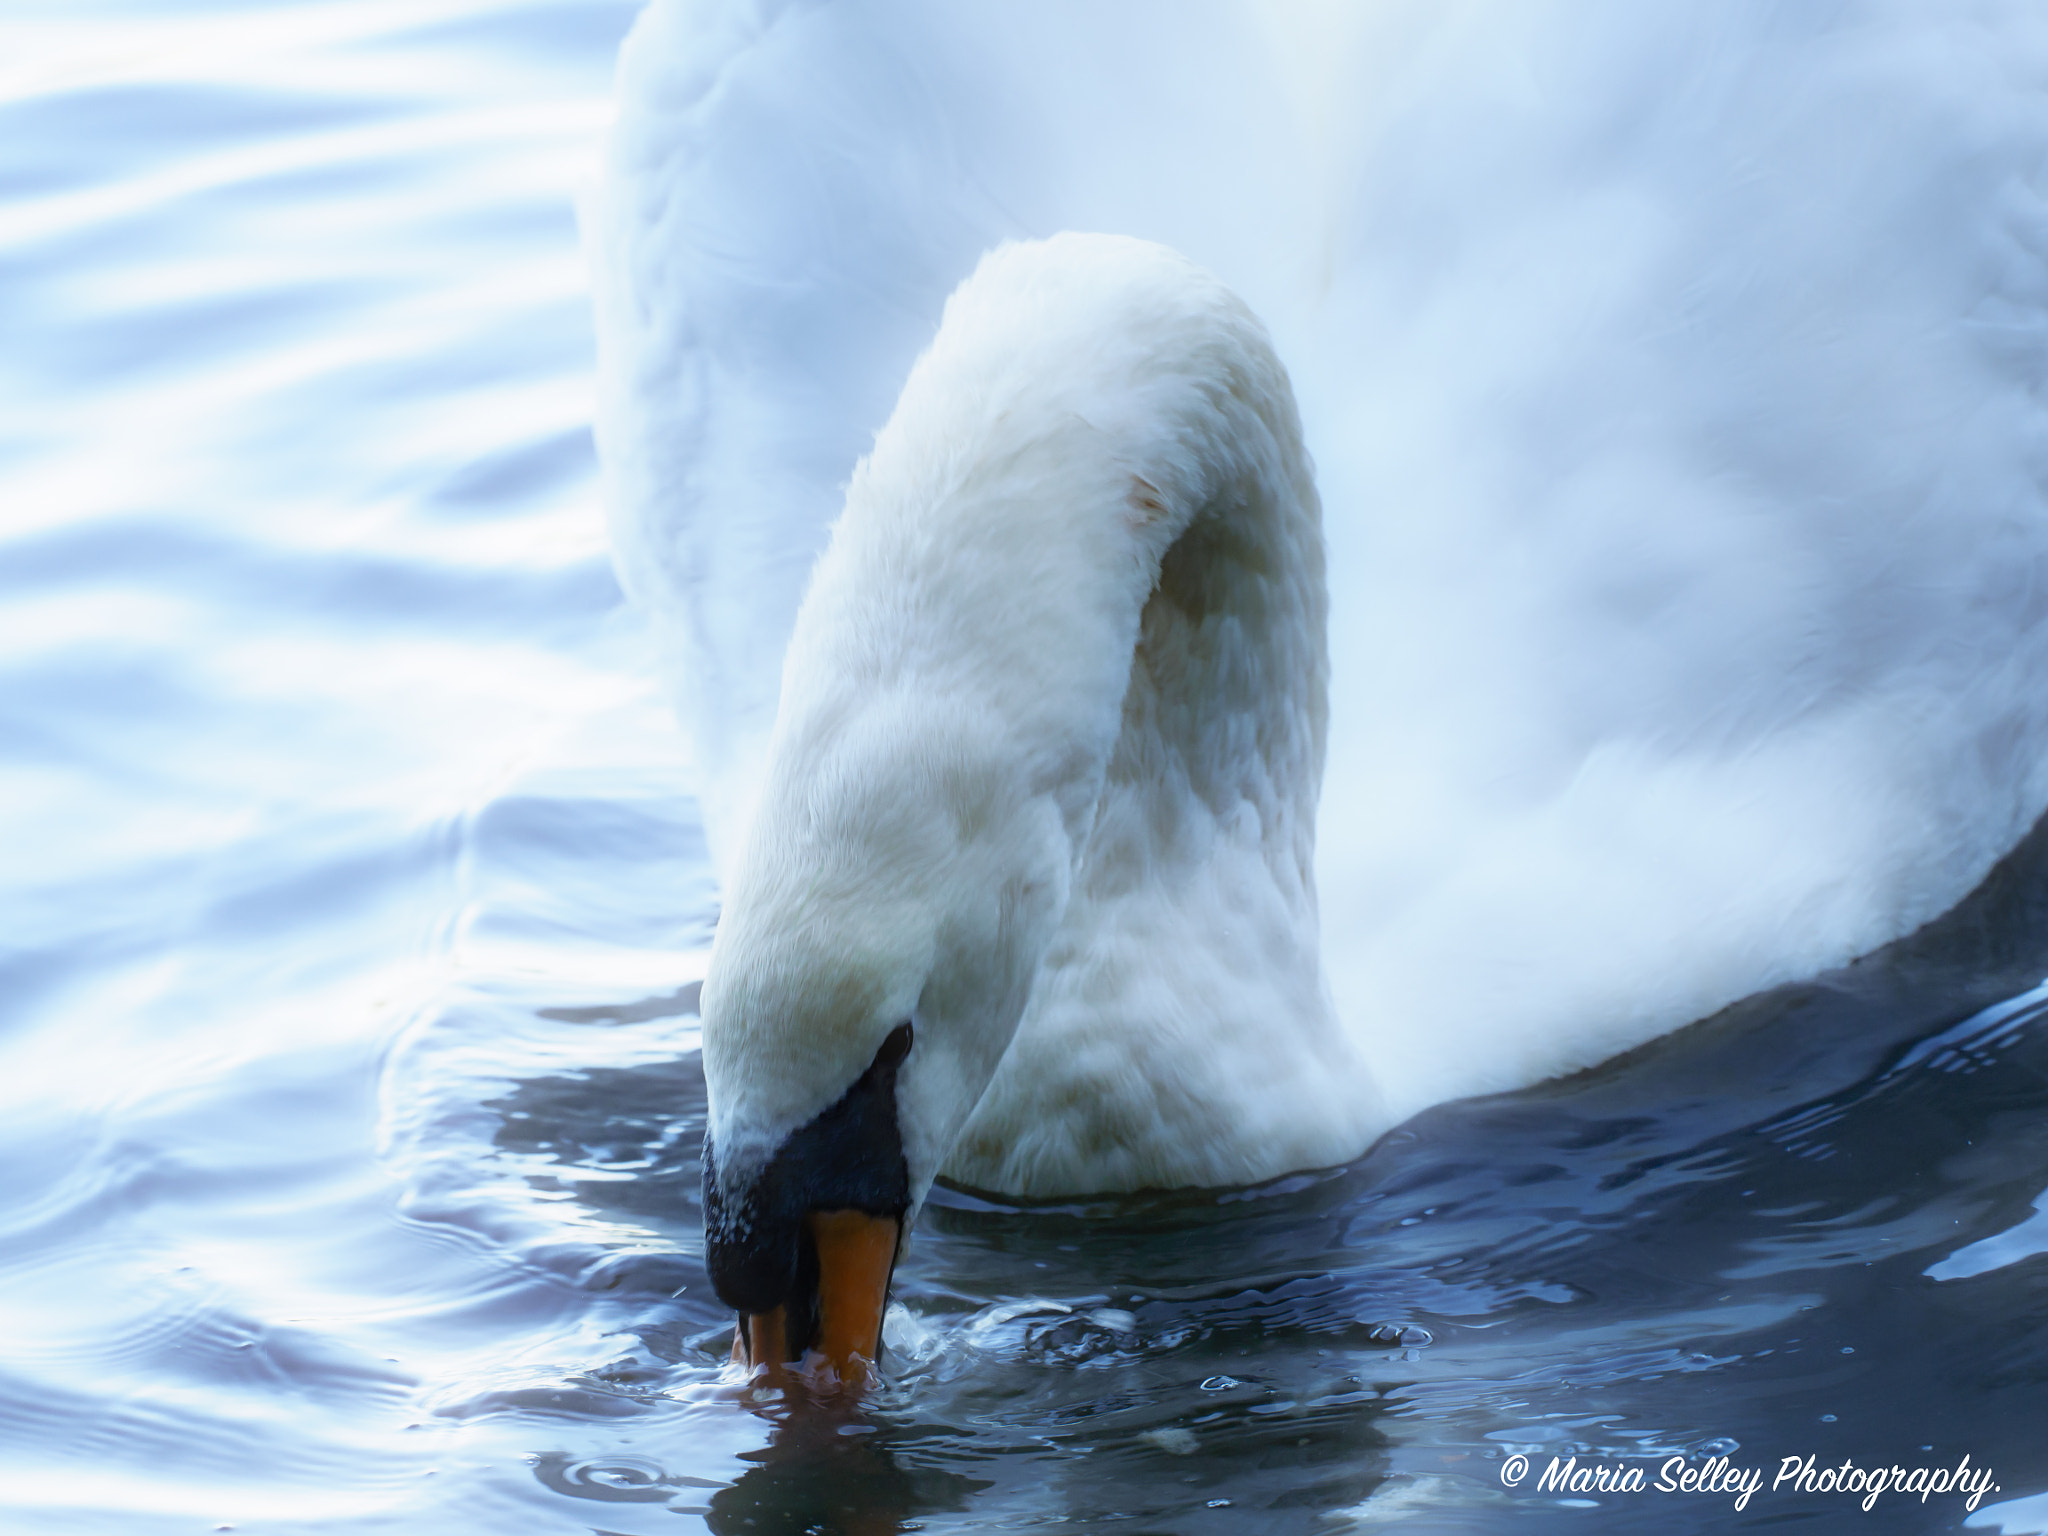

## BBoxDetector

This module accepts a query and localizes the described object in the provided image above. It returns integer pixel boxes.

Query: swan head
[699,691,1077,1382]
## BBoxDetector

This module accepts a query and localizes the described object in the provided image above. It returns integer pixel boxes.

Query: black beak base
[703,1021,913,1360]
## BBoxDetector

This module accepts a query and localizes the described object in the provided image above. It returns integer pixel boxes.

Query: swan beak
[736,1305,788,1371]
[734,1208,899,1388]
[807,1208,898,1376]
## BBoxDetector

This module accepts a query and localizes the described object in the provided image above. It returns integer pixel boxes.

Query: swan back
[602,2,2048,1198]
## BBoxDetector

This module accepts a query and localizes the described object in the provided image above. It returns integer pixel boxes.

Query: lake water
[7,4,2048,1533]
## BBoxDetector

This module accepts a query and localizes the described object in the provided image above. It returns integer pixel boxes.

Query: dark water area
[7,3,2048,1533]
[480,812,2048,1535]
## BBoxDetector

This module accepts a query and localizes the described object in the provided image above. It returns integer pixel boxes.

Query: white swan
[589,1,2048,1375]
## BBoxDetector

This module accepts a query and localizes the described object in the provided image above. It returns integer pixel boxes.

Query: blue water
[7,5,2048,1533]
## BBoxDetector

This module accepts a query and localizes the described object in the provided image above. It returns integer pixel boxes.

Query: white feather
[591,0,2048,1199]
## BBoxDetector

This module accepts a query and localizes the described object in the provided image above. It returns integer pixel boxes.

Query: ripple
[11,5,2048,1535]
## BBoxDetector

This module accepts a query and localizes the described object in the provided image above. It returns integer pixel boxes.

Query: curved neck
[788,237,1326,870]
[703,235,1333,1201]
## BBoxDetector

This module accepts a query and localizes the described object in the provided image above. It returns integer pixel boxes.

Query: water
[6,4,2048,1532]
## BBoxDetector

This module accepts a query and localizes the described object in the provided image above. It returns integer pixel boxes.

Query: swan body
[591,0,2048,1250]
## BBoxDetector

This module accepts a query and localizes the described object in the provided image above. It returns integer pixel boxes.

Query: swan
[589,0,2048,1379]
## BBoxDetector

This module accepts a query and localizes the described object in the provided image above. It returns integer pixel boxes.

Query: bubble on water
[1141,1427,1198,1456]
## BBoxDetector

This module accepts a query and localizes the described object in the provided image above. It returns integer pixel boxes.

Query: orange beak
[733,1208,900,1389]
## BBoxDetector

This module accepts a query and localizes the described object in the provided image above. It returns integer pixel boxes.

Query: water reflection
[705,1410,984,1536]
[525,1403,987,1536]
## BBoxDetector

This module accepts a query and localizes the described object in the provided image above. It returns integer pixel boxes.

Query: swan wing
[597,1,2048,1131]
[1303,4,2048,1113]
